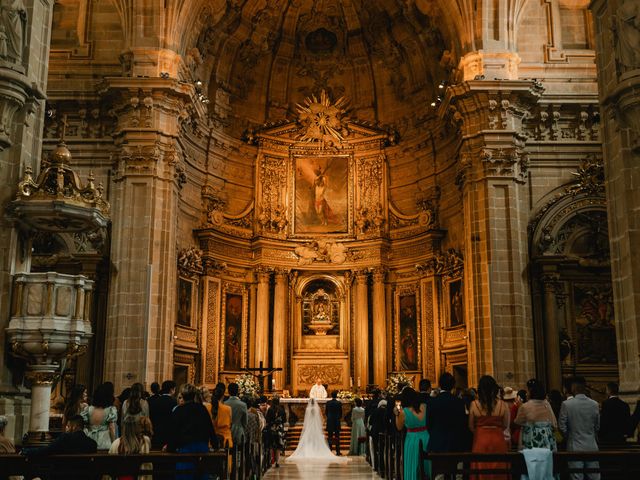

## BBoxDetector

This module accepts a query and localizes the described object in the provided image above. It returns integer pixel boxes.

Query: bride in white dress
[286,398,350,463]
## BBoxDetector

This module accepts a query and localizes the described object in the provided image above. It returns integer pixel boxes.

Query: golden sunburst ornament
[296,90,349,145]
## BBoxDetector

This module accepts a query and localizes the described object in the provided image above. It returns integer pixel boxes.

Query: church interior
[0,0,639,453]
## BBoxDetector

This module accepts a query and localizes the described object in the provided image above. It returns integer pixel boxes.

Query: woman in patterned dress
[514,379,558,451]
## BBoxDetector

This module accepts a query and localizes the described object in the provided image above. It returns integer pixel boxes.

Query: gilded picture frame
[219,282,249,372]
[290,153,354,237]
[445,278,464,328]
[394,284,422,372]
[177,277,195,327]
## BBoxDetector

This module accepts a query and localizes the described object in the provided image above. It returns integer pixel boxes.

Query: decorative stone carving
[416,248,464,279]
[541,273,567,309]
[204,258,227,277]
[615,1,640,71]
[567,156,605,197]
[177,246,203,277]
[294,240,347,265]
[356,155,385,235]
[296,90,349,145]
[0,0,26,65]
[9,139,110,232]
[202,184,227,226]
[480,147,529,182]
[297,364,342,385]
[257,155,287,235]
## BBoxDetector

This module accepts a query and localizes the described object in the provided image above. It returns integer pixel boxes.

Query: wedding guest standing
[428,372,467,454]
[599,382,630,446]
[166,383,217,480]
[83,383,118,450]
[514,379,558,451]
[395,387,430,480]
[559,376,600,480]
[63,384,88,428]
[212,385,233,448]
[122,382,149,422]
[149,380,176,450]
[225,383,248,447]
[266,396,286,467]
[349,397,367,455]
[469,375,510,480]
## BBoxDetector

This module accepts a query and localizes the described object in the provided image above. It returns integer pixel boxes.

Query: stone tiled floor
[263,456,382,479]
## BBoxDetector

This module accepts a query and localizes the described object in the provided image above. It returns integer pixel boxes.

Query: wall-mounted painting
[395,288,420,371]
[572,284,617,364]
[177,278,194,327]
[221,286,247,371]
[447,279,464,327]
[294,155,350,235]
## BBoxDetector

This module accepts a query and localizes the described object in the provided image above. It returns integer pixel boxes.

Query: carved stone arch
[295,273,346,301]
[529,190,616,393]
[530,191,608,262]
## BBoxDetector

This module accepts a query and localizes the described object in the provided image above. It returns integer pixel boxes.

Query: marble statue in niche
[0,0,27,64]
[616,0,640,71]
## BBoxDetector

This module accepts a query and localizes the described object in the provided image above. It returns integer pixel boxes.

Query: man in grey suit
[559,376,600,480]
[225,382,248,445]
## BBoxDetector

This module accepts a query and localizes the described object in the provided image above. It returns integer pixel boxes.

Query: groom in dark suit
[326,390,342,455]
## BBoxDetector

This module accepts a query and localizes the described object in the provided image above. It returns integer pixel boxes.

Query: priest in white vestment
[309,378,327,399]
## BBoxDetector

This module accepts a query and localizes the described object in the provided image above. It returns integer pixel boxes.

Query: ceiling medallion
[296,90,349,145]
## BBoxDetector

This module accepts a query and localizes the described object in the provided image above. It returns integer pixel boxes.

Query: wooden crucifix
[243,361,283,394]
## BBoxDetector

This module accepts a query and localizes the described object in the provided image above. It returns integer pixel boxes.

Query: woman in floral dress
[82,383,118,450]
[514,379,558,451]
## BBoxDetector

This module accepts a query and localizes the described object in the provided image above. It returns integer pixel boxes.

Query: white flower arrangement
[337,390,355,402]
[235,373,260,398]
[386,372,414,396]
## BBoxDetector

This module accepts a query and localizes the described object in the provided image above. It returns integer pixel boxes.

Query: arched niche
[529,191,617,397]
[293,273,349,353]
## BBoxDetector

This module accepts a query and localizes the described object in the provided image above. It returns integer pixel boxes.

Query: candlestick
[350,377,353,388]
[272,378,276,390]
[357,377,361,387]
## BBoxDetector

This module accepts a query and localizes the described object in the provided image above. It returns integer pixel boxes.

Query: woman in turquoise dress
[395,387,430,480]
[349,398,367,455]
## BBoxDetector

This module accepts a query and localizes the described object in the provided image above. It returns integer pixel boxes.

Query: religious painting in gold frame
[220,283,248,372]
[292,154,352,236]
[177,277,195,327]
[445,278,464,328]
[394,285,422,372]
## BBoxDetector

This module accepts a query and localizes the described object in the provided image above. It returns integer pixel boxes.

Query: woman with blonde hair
[109,416,152,479]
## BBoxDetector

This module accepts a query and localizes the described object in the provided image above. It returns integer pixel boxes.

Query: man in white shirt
[309,378,327,399]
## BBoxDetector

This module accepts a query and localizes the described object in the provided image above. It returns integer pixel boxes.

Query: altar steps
[285,424,353,452]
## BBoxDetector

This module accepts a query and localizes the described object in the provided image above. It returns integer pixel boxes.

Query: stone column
[254,268,271,372]
[541,272,562,391]
[354,271,369,391]
[371,268,387,387]
[100,77,199,390]
[447,80,541,386]
[26,370,55,438]
[272,270,288,390]
[590,0,640,399]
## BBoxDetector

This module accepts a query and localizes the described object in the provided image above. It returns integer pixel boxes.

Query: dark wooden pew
[0,451,228,480]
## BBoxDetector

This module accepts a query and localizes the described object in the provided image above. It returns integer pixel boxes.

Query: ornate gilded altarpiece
[195,92,444,392]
